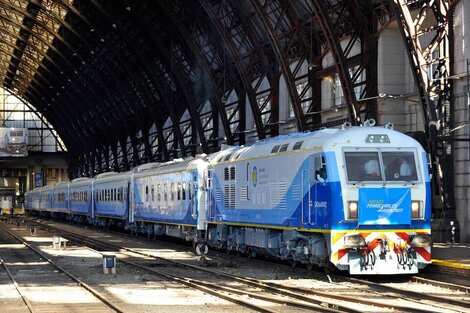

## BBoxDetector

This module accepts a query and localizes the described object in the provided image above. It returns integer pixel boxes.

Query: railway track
[29,220,345,313]
[0,221,125,313]
[24,217,470,313]
[409,274,470,293]
[340,275,470,313]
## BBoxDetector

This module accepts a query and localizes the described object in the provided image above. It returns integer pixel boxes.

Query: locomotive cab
[330,125,432,274]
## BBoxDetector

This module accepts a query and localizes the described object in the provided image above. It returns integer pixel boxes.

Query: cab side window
[315,155,327,181]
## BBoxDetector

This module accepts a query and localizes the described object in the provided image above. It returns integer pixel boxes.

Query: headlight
[410,234,432,248]
[344,234,366,248]
[347,201,358,219]
[411,201,421,219]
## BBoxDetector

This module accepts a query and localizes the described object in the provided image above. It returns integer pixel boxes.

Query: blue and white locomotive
[25,121,432,274]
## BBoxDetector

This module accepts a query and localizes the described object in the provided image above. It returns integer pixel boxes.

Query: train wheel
[323,258,335,274]
[288,258,297,269]
[247,247,256,259]
[306,263,314,272]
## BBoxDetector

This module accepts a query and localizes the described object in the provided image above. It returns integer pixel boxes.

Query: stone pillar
[452,2,470,242]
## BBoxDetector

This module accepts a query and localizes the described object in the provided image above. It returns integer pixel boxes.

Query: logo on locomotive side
[252,166,258,187]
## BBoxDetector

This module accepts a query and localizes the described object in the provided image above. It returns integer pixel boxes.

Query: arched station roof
[0,0,455,178]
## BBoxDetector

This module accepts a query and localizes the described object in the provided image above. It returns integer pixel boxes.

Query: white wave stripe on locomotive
[25,120,433,275]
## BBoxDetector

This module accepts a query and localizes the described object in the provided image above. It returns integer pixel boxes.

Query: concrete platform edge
[427,259,470,277]
[432,259,470,270]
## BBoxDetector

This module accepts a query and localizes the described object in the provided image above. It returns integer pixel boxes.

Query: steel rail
[45,228,342,313]
[120,257,333,313]
[39,217,470,313]
[0,223,126,313]
[0,258,36,313]
[410,275,470,293]
[31,219,426,313]
[345,276,470,311]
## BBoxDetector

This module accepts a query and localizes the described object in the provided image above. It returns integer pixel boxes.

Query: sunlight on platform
[0,285,22,299]
[23,236,55,243]
[106,286,232,305]
[41,247,102,259]
[0,244,25,249]
[25,286,101,303]
[129,248,195,260]
[4,261,49,266]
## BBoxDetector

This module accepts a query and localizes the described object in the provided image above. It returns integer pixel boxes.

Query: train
[0,187,15,215]
[25,120,432,274]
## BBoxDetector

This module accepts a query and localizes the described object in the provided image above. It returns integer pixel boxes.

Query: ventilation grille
[292,184,301,200]
[270,182,279,207]
[278,181,287,210]
[240,187,247,201]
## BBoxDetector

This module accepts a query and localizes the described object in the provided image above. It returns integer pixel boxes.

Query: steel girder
[82,0,189,162]
[64,0,169,172]
[104,0,209,156]
[199,0,267,140]
[392,0,455,217]
[57,0,148,173]
[2,1,39,86]
[0,4,85,145]
[0,0,120,169]
[311,0,377,125]
[250,0,307,131]
[22,0,164,176]
[59,0,181,171]
[154,0,233,147]
[0,0,401,179]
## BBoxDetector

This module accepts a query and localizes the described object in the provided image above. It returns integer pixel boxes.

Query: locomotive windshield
[345,152,382,181]
[382,151,418,181]
[344,151,418,182]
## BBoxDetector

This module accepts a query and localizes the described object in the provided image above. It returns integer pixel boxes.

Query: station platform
[429,242,470,277]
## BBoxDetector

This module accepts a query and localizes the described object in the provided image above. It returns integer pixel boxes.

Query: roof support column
[310,0,361,125]
[392,0,454,217]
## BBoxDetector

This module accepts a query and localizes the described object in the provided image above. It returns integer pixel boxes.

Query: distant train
[25,121,432,274]
[0,187,15,214]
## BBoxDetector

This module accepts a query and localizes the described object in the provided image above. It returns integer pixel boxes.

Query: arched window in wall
[0,88,65,153]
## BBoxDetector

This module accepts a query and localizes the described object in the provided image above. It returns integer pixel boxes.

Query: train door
[127,177,134,224]
[312,154,329,227]
[90,182,95,220]
[67,184,70,215]
[189,178,196,219]
[301,156,315,225]
[206,169,213,220]
[302,154,329,226]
